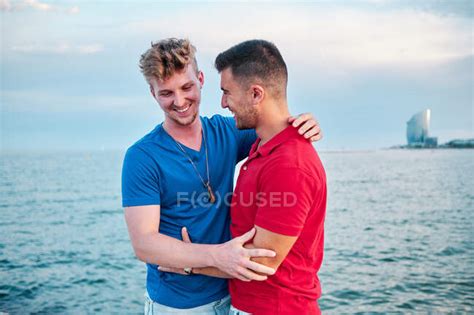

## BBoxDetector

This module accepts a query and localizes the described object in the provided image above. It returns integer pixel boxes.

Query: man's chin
[234,113,257,130]
[172,113,198,126]
[236,121,254,130]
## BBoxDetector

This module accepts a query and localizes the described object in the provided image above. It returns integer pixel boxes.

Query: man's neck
[256,101,290,147]
[163,116,202,149]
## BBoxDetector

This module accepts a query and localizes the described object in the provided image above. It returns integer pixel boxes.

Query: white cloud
[68,5,79,14]
[11,43,104,54]
[11,43,67,53]
[23,0,52,11]
[126,5,473,70]
[0,0,12,11]
[1,89,150,112]
[77,44,103,54]
[1,0,79,14]
[364,0,391,3]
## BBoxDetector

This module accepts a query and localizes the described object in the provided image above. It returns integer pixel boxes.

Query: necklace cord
[172,126,211,189]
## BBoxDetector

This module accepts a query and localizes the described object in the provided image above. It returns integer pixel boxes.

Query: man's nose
[221,95,228,109]
[174,92,186,107]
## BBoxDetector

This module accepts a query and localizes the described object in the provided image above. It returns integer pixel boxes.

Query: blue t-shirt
[121,115,256,308]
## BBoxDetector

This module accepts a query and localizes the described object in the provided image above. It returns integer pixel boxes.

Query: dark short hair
[214,39,288,98]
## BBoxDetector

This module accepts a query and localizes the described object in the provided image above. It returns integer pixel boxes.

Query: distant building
[441,139,474,148]
[406,109,438,148]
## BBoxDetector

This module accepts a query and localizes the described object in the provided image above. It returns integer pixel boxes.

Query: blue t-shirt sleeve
[221,116,257,162]
[121,146,161,207]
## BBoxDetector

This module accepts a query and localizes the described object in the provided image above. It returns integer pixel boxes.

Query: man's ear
[250,85,265,105]
[198,71,204,88]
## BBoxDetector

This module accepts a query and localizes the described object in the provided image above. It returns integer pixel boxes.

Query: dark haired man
[219,39,327,314]
[180,39,327,314]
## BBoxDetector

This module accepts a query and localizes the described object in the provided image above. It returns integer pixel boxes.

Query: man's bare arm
[125,205,213,267]
[124,205,276,281]
[244,225,298,272]
[158,266,236,279]
[181,224,296,280]
[191,263,268,281]
[157,227,272,281]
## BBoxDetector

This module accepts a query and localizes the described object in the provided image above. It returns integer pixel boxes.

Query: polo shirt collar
[249,124,300,159]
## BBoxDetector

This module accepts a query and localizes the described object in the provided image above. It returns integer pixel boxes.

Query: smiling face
[149,64,203,127]
[220,68,258,130]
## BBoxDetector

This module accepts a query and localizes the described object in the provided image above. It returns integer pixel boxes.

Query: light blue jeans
[144,292,230,315]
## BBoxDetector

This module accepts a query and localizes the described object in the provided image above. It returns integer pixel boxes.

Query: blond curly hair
[139,38,199,83]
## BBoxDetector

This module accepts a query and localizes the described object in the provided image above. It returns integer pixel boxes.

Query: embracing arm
[124,206,276,281]
[192,267,232,278]
[244,225,298,271]
[187,226,277,281]
[189,226,296,279]
[125,205,214,268]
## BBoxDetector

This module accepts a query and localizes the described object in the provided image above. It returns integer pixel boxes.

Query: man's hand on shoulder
[288,113,323,142]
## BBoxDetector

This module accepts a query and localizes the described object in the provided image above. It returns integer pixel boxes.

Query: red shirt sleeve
[254,166,318,237]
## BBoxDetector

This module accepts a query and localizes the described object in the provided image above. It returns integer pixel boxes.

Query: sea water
[1,149,473,313]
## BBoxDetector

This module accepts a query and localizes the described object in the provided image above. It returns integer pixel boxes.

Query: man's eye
[160,92,171,97]
[183,86,191,90]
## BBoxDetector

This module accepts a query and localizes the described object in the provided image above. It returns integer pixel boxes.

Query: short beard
[236,107,258,130]
[171,112,198,126]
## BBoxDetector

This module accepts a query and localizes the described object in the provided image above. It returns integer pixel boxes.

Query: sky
[1,0,473,151]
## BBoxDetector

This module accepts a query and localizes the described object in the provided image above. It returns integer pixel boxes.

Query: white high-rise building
[406,109,437,147]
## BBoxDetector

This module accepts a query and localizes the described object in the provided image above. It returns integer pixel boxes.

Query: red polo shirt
[229,125,327,315]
